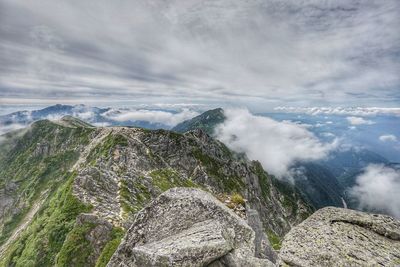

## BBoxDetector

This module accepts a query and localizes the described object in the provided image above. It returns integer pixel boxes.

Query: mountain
[0,117,311,266]
[319,148,389,188]
[172,108,225,135]
[0,104,171,131]
[174,108,398,211]
[291,162,345,209]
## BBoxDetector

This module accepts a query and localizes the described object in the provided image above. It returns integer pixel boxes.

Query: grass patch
[231,193,245,205]
[149,168,198,192]
[56,222,96,267]
[87,133,128,163]
[267,230,282,250]
[95,227,125,267]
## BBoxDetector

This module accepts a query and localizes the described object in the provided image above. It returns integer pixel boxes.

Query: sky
[0,0,399,111]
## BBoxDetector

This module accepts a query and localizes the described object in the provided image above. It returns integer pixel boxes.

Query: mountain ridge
[0,117,311,266]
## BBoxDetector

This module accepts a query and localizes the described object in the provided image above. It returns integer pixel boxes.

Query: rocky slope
[0,117,311,266]
[279,207,400,266]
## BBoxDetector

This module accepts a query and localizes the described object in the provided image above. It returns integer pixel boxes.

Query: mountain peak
[58,116,94,128]
[172,108,225,135]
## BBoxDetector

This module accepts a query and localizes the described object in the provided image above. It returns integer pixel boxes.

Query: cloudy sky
[0,0,399,110]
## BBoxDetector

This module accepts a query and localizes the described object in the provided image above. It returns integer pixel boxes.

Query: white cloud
[346,116,374,125]
[379,134,397,142]
[350,164,400,218]
[91,122,110,127]
[0,123,26,135]
[275,107,400,116]
[102,109,199,127]
[321,132,335,138]
[0,1,399,107]
[215,109,338,177]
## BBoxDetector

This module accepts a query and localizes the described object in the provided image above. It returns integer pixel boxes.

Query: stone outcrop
[108,188,275,267]
[278,207,400,266]
[33,142,51,156]
[75,213,114,266]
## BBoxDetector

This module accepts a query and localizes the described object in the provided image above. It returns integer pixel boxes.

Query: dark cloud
[0,0,399,108]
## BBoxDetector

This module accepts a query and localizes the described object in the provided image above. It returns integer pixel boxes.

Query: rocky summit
[279,207,400,266]
[108,187,275,267]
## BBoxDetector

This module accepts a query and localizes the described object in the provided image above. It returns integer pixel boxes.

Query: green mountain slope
[0,117,312,266]
[172,108,225,135]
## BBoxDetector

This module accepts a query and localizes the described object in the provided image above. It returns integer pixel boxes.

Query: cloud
[0,0,399,108]
[0,123,26,135]
[102,108,199,127]
[350,164,400,218]
[379,134,397,142]
[275,107,400,116]
[215,109,338,177]
[92,122,111,127]
[346,116,374,125]
[321,132,335,138]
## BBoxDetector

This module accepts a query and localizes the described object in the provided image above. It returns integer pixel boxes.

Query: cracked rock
[107,188,274,267]
[278,207,400,266]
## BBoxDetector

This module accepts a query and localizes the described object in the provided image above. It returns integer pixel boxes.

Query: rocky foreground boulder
[107,187,275,267]
[279,207,400,266]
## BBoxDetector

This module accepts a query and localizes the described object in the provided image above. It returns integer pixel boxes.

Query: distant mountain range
[0,104,172,131]
[0,105,396,211]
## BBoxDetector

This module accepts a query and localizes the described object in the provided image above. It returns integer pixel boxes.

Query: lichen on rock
[108,187,275,267]
[278,207,400,266]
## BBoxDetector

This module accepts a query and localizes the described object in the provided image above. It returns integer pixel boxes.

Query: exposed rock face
[33,142,51,157]
[73,126,311,235]
[278,207,400,266]
[75,213,114,266]
[246,208,278,263]
[0,182,18,229]
[108,188,274,267]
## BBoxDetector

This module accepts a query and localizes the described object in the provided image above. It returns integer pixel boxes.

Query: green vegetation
[0,120,93,246]
[56,222,96,266]
[172,108,225,135]
[119,179,152,216]
[95,227,125,267]
[272,178,299,214]
[192,148,244,193]
[231,193,245,205]
[149,168,198,192]
[1,172,92,266]
[267,230,282,250]
[254,162,271,200]
[87,133,128,163]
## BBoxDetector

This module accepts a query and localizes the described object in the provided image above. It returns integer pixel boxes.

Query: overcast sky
[0,0,399,111]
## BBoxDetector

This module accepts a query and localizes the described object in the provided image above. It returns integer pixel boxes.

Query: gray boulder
[107,187,274,267]
[278,207,400,266]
